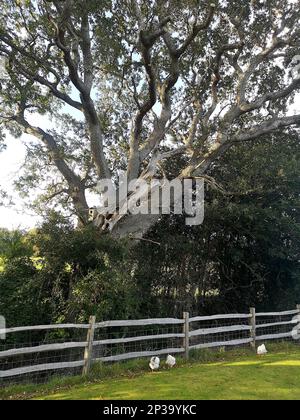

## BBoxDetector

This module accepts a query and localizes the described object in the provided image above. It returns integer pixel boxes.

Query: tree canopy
[0,0,300,237]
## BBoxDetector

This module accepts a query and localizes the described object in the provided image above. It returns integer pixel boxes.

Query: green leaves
[0,0,299,233]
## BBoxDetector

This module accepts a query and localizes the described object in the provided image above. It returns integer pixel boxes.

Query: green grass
[1,343,300,400]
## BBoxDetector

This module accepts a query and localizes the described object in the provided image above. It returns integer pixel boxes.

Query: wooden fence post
[249,308,256,351]
[183,312,190,360]
[297,304,300,314]
[82,316,96,376]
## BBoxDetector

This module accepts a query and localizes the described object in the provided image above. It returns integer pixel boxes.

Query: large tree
[0,0,300,238]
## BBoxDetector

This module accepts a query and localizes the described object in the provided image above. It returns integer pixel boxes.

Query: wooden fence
[0,306,300,381]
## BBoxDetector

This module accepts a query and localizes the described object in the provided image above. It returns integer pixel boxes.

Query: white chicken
[149,356,160,371]
[166,354,176,368]
[257,344,268,355]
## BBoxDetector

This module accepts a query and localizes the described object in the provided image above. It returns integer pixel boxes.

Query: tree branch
[50,3,111,179]
[13,111,89,222]
[233,114,300,142]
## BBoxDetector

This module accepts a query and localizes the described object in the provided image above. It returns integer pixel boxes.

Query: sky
[0,113,54,230]
[0,133,40,230]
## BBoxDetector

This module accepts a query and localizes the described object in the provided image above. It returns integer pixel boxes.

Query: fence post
[297,304,300,313]
[82,315,96,376]
[183,312,190,360]
[249,307,256,351]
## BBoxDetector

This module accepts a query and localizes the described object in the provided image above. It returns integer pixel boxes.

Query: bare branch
[233,114,300,142]
[237,37,288,105]
[49,4,111,179]
[0,39,83,111]
[239,78,300,114]
[12,112,89,222]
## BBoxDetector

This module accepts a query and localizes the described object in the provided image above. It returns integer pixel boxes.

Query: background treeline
[0,134,299,332]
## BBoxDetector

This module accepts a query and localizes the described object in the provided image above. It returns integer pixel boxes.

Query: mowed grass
[1,344,300,400]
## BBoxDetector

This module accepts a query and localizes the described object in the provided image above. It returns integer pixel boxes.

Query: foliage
[0,257,50,332]
[0,129,299,332]
[0,213,140,333]
[134,132,300,314]
[0,1,299,236]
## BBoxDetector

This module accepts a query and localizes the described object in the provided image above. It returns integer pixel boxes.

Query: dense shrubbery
[0,135,299,330]
[0,215,141,329]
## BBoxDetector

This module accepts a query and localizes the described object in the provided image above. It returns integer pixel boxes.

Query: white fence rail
[1,306,299,381]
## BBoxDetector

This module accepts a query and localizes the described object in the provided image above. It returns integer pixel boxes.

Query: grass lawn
[1,344,300,400]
